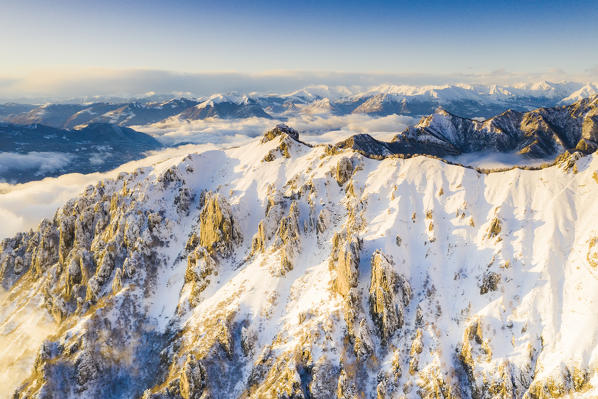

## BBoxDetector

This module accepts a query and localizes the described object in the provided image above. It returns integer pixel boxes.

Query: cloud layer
[136,113,417,146]
[0,152,73,181]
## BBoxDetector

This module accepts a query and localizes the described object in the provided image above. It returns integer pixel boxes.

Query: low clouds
[445,151,556,169]
[136,113,417,146]
[0,152,73,181]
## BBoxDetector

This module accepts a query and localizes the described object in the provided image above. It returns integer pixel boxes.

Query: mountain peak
[261,124,300,143]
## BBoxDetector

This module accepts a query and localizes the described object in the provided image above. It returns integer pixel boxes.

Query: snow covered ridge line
[318,95,598,167]
[1,124,598,398]
[2,81,598,128]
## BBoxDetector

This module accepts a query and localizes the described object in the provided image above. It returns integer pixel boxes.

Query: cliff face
[1,124,598,398]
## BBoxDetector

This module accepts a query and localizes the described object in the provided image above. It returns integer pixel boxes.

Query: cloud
[1,68,596,102]
[445,151,556,169]
[136,113,417,146]
[0,152,73,180]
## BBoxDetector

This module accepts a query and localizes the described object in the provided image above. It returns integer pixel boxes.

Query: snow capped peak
[559,83,598,105]
[196,93,250,109]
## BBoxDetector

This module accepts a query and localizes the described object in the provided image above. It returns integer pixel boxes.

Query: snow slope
[0,126,597,398]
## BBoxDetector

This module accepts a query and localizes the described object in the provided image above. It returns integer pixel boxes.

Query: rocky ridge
[333,96,598,160]
[1,124,598,398]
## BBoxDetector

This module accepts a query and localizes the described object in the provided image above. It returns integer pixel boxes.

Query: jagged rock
[262,124,300,143]
[185,247,218,303]
[75,350,99,387]
[175,187,194,215]
[486,217,502,239]
[527,366,591,398]
[263,140,291,162]
[395,235,402,246]
[457,318,524,399]
[369,251,412,342]
[251,188,287,257]
[316,208,332,235]
[199,192,240,257]
[240,325,257,356]
[480,271,501,295]
[251,221,267,254]
[274,201,301,274]
[336,369,358,399]
[334,134,394,158]
[557,150,584,172]
[335,157,355,186]
[330,233,362,296]
[309,358,340,398]
[179,355,207,399]
[58,216,76,264]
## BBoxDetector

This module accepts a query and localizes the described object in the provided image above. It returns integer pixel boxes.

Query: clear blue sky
[1,0,597,75]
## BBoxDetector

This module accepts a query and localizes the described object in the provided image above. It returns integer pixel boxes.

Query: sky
[0,0,597,98]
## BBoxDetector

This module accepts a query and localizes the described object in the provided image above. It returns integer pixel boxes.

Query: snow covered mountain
[176,94,272,120]
[2,81,598,129]
[1,124,597,398]
[2,99,200,129]
[315,96,598,161]
[389,95,598,158]
[338,82,593,119]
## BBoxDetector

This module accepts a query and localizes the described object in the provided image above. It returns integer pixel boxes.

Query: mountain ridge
[2,81,598,129]
[1,125,598,398]
[327,95,598,160]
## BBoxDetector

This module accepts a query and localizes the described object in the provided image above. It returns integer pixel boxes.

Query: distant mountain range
[1,81,598,128]
[0,123,162,183]
[1,88,597,184]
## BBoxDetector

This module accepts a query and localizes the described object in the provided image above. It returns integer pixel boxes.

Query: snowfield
[0,125,597,398]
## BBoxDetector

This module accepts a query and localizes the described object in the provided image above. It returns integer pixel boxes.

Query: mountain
[0,124,597,398]
[328,96,598,160]
[2,99,200,129]
[177,94,272,120]
[0,123,163,183]
[394,96,598,158]
[558,83,598,105]
[87,98,201,126]
[0,103,37,119]
[5,104,97,128]
[3,82,598,129]
[340,82,593,119]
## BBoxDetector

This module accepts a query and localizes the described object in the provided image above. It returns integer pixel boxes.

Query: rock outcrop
[199,192,241,257]
[369,251,411,342]
[261,124,300,143]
